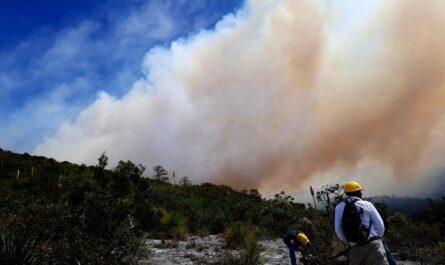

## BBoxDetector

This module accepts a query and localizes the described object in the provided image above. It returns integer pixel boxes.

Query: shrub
[239,240,264,265]
[220,224,264,265]
[0,198,143,264]
[415,242,445,265]
[0,227,40,265]
[224,222,256,249]
[160,211,188,239]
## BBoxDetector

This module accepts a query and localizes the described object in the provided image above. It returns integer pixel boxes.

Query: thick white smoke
[35,0,445,195]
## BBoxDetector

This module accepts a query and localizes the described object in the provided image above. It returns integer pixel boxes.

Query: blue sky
[0,0,244,152]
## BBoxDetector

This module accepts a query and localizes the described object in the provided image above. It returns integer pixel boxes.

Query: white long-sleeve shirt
[334,196,385,243]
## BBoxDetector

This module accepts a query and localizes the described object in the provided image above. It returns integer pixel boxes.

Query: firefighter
[335,181,388,265]
[283,230,310,265]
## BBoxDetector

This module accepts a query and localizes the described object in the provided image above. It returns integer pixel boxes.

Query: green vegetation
[160,211,189,239]
[224,222,256,249]
[238,240,264,265]
[223,222,264,265]
[384,197,445,265]
[0,148,444,264]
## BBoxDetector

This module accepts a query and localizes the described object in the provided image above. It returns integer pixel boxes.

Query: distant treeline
[370,195,430,215]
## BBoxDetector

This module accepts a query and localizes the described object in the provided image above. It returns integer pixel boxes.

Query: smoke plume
[35,0,445,194]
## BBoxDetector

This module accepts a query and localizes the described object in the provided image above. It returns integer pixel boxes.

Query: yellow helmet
[296,233,310,246]
[344,181,364,193]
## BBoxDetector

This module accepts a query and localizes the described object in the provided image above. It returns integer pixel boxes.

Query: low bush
[238,239,264,265]
[160,211,189,239]
[224,222,256,249]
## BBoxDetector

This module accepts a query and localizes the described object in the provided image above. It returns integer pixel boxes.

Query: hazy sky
[2,0,445,196]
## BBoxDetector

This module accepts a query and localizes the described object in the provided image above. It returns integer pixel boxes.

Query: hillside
[1,149,444,264]
[369,196,430,215]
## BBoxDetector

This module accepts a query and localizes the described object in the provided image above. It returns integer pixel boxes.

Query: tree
[95,152,108,185]
[97,152,108,169]
[274,191,294,202]
[248,189,262,200]
[109,160,145,197]
[179,176,191,185]
[152,165,169,182]
[316,184,344,216]
[114,160,145,183]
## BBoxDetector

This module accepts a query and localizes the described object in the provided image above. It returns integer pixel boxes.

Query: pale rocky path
[138,235,418,265]
[139,235,293,265]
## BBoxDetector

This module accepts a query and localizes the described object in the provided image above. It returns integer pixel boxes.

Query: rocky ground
[138,235,291,265]
[138,235,418,265]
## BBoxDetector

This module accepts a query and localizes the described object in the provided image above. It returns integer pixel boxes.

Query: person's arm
[335,203,347,242]
[369,203,385,237]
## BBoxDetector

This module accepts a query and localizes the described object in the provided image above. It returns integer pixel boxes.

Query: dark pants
[383,240,397,265]
[284,239,299,265]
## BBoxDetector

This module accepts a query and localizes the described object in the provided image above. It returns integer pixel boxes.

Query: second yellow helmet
[296,233,310,246]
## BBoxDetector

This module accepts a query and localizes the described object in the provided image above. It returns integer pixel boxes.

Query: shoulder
[335,201,345,211]
[355,200,376,211]
[360,200,374,207]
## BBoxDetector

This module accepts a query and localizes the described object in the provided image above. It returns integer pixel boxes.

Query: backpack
[341,199,371,244]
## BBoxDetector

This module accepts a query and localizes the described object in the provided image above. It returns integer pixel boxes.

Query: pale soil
[138,235,419,265]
